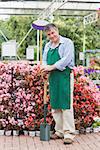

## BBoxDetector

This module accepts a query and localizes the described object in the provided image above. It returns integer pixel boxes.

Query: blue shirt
[43,35,75,71]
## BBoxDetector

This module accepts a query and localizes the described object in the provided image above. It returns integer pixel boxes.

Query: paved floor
[0,132,100,150]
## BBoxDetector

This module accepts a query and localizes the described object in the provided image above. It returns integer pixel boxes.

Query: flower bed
[84,57,100,89]
[73,66,100,130]
[0,62,99,133]
[0,61,54,132]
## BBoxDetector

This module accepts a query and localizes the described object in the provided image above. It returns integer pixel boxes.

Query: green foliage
[85,24,100,49]
[0,16,37,58]
[53,16,99,65]
[0,15,99,64]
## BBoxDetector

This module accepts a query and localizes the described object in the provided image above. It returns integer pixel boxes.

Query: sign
[26,46,34,60]
[1,40,17,58]
[79,52,84,60]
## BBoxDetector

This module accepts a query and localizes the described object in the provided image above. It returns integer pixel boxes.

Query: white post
[83,27,86,53]
[40,30,43,64]
[83,19,86,65]
[37,30,40,63]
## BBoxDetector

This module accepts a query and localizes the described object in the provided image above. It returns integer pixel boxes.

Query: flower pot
[29,131,35,137]
[79,128,86,134]
[74,130,79,135]
[50,131,53,136]
[5,130,12,136]
[93,127,99,133]
[86,127,92,133]
[35,130,40,137]
[23,130,29,136]
[13,130,19,136]
[0,130,4,136]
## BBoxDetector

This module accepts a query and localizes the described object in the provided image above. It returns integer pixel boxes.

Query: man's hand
[40,64,56,72]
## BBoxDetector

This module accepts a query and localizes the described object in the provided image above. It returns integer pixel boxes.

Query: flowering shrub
[0,62,99,132]
[84,68,100,80]
[23,116,35,131]
[0,119,6,130]
[0,61,52,131]
[85,57,100,89]
[73,66,100,129]
[92,116,100,128]
[89,58,100,70]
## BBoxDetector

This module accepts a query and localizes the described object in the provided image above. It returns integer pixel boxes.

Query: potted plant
[0,120,5,136]
[92,116,100,133]
[5,122,12,136]
[23,116,35,137]
[12,121,21,136]
[73,66,99,131]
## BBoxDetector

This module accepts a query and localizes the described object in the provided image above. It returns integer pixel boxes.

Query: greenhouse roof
[0,0,100,17]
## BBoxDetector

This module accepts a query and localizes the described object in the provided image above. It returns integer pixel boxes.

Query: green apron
[47,46,71,109]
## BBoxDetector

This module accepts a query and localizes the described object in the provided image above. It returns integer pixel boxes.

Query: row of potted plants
[0,62,54,132]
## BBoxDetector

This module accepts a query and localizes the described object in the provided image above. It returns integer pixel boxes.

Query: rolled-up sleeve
[55,40,74,71]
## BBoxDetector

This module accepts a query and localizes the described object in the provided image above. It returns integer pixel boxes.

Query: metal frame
[83,10,99,52]
[0,0,100,61]
[39,0,68,19]
[0,0,99,16]
[85,49,100,66]
[82,10,99,65]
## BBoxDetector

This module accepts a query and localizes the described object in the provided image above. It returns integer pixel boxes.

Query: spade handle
[44,80,48,104]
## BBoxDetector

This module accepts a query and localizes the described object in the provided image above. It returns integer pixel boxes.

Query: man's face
[46,27,59,43]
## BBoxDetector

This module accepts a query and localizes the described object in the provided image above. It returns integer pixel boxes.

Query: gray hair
[44,23,58,32]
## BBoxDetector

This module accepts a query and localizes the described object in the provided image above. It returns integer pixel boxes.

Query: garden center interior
[0,1,99,149]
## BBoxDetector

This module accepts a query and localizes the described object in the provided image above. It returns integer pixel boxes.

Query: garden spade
[40,80,50,141]
[32,20,50,141]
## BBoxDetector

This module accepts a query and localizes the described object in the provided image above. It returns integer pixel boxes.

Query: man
[41,23,75,144]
